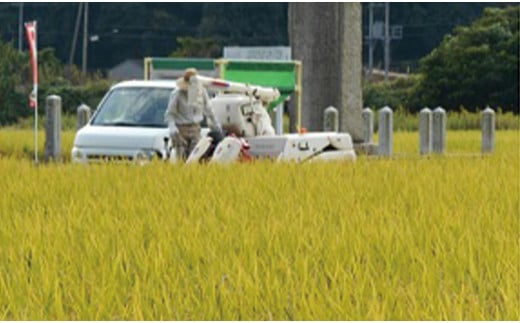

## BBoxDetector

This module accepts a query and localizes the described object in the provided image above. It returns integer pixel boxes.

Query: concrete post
[432,106,446,154]
[378,106,393,156]
[289,3,363,140]
[362,107,374,143]
[323,106,339,132]
[481,107,495,154]
[77,103,91,130]
[419,107,433,155]
[44,95,62,162]
[275,104,284,135]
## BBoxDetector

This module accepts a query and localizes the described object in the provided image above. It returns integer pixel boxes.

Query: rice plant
[0,130,517,320]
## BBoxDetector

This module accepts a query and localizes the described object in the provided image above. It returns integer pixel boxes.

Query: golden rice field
[0,129,518,320]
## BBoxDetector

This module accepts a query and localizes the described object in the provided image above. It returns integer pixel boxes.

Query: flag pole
[34,84,38,164]
[25,20,38,164]
[34,22,38,164]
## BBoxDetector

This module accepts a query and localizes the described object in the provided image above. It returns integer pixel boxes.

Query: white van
[71,80,207,163]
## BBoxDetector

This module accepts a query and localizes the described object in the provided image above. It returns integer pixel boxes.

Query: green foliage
[38,47,64,85]
[0,3,510,71]
[169,37,221,58]
[12,114,81,132]
[417,6,519,112]
[0,34,113,126]
[40,80,112,115]
[446,108,519,131]
[39,47,102,87]
[357,107,519,132]
[379,3,510,71]
[363,75,423,112]
[0,38,28,125]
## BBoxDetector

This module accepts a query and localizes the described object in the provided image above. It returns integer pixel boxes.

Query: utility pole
[69,2,83,66]
[365,3,400,80]
[18,3,24,52]
[82,2,88,73]
[384,2,390,80]
[368,3,374,78]
[289,3,363,140]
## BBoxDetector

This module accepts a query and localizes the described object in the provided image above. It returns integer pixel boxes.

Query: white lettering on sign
[223,47,292,61]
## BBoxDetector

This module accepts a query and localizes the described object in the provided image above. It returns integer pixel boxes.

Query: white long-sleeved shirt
[164,88,220,133]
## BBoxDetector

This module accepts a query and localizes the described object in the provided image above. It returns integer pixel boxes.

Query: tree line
[0,4,517,126]
[0,3,512,70]
[364,6,519,112]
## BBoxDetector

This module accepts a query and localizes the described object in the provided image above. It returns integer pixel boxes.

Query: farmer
[164,68,222,161]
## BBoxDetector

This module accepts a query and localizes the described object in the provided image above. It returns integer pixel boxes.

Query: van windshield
[92,87,173,127]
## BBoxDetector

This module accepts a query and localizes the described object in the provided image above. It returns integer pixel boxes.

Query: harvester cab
[192,75,278,137]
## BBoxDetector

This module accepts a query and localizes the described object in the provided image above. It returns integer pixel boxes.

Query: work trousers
[172,123,201,161]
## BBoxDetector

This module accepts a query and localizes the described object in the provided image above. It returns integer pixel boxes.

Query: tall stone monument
[288,3,363,143]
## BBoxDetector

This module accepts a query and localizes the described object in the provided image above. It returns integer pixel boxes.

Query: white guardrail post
[44,95,62,162]
[419,107,433,155]
[432,106,446,154]
[378,106,393,156]
[362,107,374,143]
[481,107,495,154]
[77,104,91,130]
[323,106,339,132]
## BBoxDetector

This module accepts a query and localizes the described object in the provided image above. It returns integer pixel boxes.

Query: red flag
[25,21,37,109]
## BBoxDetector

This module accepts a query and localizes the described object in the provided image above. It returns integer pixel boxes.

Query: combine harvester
[182,75,356,164]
